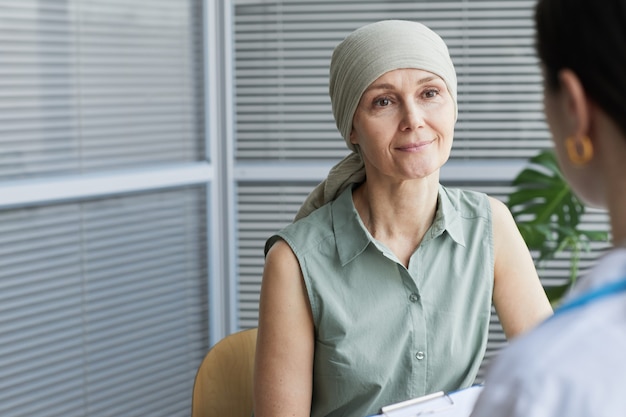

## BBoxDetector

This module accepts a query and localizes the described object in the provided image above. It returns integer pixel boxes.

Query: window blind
[0,1,208,416]
[0,0,204,180]
[237,181,316,328]
[0,188,208,417]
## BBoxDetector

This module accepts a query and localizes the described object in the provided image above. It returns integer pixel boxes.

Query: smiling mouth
[396,138,436,151]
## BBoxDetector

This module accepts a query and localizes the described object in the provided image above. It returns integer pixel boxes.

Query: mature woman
[254,20,552,417]
[471,1,626,416]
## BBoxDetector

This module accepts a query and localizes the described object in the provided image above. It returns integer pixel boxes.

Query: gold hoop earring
[565,136,593,166]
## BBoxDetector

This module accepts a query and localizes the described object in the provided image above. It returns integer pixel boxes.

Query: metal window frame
[205,0,239,345]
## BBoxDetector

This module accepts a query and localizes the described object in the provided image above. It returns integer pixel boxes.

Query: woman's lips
[396,138,435,151]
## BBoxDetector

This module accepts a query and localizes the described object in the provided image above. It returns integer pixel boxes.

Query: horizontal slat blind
[236,179,611,381]
[237,181,317,328]
[0,188,208,417]
[0,0,204,180]
[233,0,549,160]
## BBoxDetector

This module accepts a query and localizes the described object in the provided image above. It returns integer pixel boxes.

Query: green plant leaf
[581,230,609,241]
[529,150,563,174]
[506,149,609,304]
[512,168,554,186]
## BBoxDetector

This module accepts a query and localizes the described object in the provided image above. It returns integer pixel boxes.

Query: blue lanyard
[552,277,626,317]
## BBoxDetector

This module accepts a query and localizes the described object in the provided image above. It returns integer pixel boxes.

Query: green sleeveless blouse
[266,184,494,417]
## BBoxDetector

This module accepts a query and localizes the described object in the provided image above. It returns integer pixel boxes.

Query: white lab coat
[470,248,626,417]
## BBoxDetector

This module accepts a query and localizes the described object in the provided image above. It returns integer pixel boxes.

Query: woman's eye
[374,97,391,107]
[423,88,440,99]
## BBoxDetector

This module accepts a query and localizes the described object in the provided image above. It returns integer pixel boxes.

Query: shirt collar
[332,184,467,266]
[332,186,371,266]
[432,184,466,247]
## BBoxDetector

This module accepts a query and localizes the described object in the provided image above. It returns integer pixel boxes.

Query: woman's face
[350,68,456,183]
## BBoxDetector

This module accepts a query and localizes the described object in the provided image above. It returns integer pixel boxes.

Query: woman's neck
[352,178,439,265]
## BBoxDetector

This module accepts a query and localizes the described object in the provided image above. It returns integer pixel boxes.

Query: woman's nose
[400,102,425,131]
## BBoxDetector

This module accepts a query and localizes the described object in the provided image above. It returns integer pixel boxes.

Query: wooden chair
[192,328,258,417]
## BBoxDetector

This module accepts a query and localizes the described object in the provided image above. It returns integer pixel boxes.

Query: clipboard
[371,385,483,417]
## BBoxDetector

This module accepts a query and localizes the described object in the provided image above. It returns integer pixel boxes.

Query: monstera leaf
[507,150,609,302]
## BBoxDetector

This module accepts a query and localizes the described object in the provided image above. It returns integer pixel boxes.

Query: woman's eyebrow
[364,76,439,93]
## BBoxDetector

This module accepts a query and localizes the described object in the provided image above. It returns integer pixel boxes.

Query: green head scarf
[295,20,458,221]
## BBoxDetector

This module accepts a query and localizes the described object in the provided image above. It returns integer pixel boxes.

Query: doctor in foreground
[471,0,626,415]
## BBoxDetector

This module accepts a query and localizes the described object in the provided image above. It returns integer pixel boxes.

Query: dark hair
[535,0,626,137]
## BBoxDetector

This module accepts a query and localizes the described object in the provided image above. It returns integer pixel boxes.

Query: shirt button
[416,351,425,360]
[409,293,420,303]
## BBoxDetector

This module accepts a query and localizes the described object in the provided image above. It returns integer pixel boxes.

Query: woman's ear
[558,69,591,138]
[349,128,357,145]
